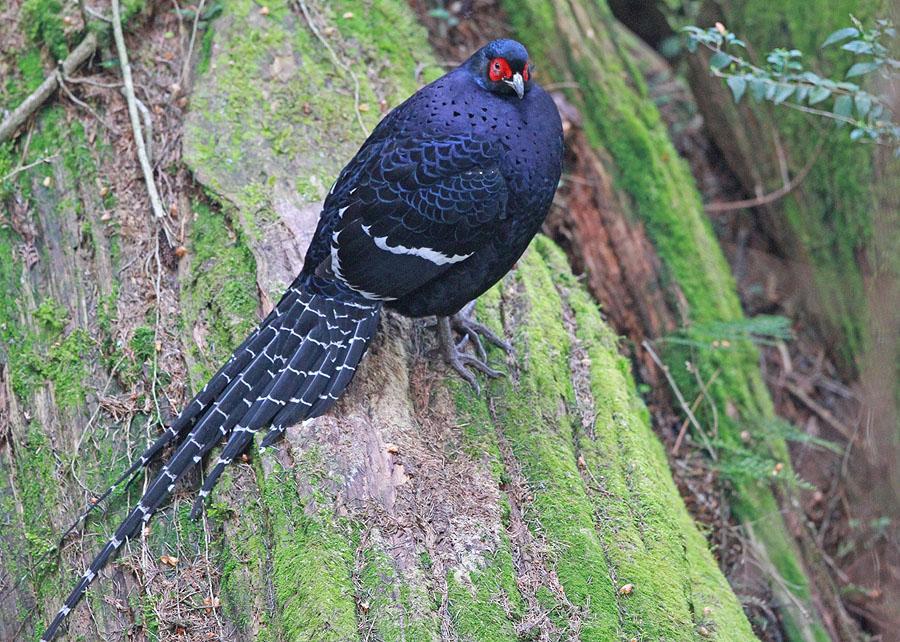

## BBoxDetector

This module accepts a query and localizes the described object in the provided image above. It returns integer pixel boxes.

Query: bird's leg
[451,301,514,359]
[436,302,513,392]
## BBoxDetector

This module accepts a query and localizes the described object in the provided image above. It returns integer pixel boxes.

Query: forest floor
[0,2,226,638]
[1,0,892,640]
[635,39,896,639]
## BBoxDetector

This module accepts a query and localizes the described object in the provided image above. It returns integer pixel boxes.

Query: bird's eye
[523,62,530,82]
[488,57,511,82]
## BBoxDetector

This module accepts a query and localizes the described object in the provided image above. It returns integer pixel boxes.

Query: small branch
[294,0,368,137]
[111,0,167,222]
[84,4,111,22]
[782,381,854,439]
[0,32,98,144]
[131,93,154,164]
[64,74,123,89]
[704,140,823,212]
[58,71,115,132]
[0,154,59,183]
[181,0,207,88]
[673,367,721,455]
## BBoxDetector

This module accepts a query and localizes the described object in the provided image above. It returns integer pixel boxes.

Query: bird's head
[466,39,532,100]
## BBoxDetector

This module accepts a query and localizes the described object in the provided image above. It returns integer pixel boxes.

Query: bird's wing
[327,134,509,301]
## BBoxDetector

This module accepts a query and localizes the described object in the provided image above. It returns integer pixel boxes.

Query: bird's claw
[437,306,512,391]
[450,312,514,360]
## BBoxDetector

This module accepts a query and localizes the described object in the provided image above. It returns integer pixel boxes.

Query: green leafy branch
[683,17,899,150]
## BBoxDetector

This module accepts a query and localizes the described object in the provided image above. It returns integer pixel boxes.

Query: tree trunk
[0,0,812,640]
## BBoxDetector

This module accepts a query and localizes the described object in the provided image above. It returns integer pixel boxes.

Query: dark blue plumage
[308,38,563,315]
[41,38,561,640]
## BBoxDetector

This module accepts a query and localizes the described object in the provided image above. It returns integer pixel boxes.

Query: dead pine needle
[642,339,718,461]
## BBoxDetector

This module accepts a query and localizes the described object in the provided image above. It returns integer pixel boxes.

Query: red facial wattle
[489,57,513,82]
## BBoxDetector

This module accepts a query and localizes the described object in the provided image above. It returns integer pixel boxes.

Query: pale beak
[504,72,525,99]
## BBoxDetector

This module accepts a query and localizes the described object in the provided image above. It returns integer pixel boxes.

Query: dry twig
[704,140,824,213]
[111,0,167,224]
[673,367,721,455]
[782,381,854,439]
[181,0,208,88]
[0,32,98,144]
[57,71,115,132]
[0,154,59,183]
[294,0,368,136]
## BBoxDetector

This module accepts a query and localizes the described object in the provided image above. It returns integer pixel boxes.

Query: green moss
[21,0,68,60]
[3,290,92,409]
[0,143,15,201]
[12,421,60,609]
[95,290,118,356]
[447,567,516,642]
[1,119,96,409]
[262,455,358,641]
[121,0,147,23]
[197,23,216,76]
[129,325,156,364]
[180,199,259,385]
[356,533,441,641]
[481,248,622,640]
[542,239,757,640]
[330,0,444,88]
[34,297,68,333]
[16,48,46,94]
[9,327,92,409]
[184,0,440,219]
[60,119,93,180]
[216,474,272,639]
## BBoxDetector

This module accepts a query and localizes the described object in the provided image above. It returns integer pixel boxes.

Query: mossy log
[0,0,761,640]
[501,2,833,640]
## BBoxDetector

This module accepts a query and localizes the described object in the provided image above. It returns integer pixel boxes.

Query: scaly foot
[437,302,514,391]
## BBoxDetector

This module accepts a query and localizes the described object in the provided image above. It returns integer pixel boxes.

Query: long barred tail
[41,276,380,641]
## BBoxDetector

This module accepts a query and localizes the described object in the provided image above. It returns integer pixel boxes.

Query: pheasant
[41,37,563,640]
